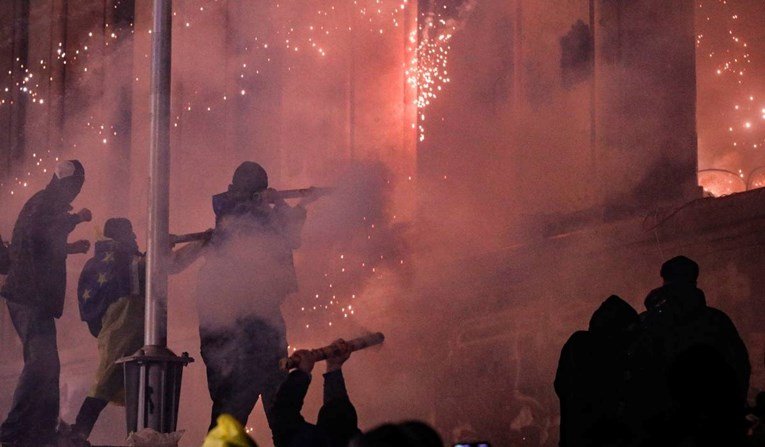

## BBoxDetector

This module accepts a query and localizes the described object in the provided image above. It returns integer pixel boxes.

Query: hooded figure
[197,162,307,433]
[69,217,206,445]
[555,295,639,447]
[78,218,142,337]
[68,218,145,446]
[627,256,751,447]
[0,160,91,446]
[2,160,87,316]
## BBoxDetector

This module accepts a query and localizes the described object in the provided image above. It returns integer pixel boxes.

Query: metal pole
[119,2,192,436]
[145,0,172,348]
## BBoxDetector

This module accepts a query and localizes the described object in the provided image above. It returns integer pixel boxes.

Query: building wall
[418,0,700,238]
[595,0,699,211]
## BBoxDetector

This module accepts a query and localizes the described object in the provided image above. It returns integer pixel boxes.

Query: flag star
[97,273,109,285]
[82,289,91,300]
[102,251,115,263]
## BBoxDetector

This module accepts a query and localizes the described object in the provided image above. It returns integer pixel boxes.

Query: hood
[589,295,639,335]
[45,159,85,204]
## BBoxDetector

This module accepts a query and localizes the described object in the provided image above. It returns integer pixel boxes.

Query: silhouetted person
[271,339,361,447]
[0,160,92,446]
[69,218,205,445]
[627,256,750,447]
[197,162,312,433]
[350,421,444,447]
[555,295,638,447]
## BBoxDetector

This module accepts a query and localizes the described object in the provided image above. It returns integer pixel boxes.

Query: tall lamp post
[118,0,193,436]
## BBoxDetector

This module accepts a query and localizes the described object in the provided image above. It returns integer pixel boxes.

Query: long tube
[145,0,172,348]
[279,332,385,371]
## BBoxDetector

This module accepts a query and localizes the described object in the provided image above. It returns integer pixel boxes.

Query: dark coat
[555,295,638,447]
[627,284,751,446]
[1,188,80,318]
[271,369,361,447]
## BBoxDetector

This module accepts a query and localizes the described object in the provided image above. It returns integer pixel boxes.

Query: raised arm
[317,339,361,442]
[271,350,315,447]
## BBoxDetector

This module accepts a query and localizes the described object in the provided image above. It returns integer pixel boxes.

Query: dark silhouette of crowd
[555,256,754,447]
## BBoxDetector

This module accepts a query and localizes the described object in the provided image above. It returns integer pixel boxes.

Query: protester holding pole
[69,218,207,445]
[271,338,363,447]
[196,161,322,433]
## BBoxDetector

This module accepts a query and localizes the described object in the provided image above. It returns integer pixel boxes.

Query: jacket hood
[589,295,639,335]
[45,160,85,204]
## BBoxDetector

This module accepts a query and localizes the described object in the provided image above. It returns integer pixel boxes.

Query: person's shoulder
[683,305,744,340]
[702,306,736,326]
[20,188,68,219]
[11,191,51,228]
[703,305,729,316]
[20,189,49,209]
[79,254,102,274]
[563,330,591,349]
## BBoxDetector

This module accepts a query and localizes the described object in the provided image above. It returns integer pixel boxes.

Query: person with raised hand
[0,160,92,447]
[271,339,361,447]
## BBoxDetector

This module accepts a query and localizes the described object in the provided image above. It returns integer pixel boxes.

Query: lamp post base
[117,345,193,435]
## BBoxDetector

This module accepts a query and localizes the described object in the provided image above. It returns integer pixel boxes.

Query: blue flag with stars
[78,239,144,336]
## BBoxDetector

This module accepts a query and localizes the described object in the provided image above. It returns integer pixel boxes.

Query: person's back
[627,256,751,446]
[4,188,79,317]
[70,218,206,445]
[555,295,638,446]
[658,290,749,446]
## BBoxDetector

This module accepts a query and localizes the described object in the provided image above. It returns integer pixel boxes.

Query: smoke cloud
[2,1,764,447]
